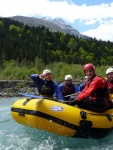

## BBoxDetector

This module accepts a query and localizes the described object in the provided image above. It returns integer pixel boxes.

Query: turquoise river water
[0,97,113,150]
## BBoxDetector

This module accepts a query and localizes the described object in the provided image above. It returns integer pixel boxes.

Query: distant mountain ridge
[9,16,89,39]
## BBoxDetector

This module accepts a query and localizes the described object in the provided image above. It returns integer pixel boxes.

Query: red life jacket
[77,75,110,107]
[90,76,108,98]
[89,76,110,107]
[62,83,75,97]
[107,81,113,93]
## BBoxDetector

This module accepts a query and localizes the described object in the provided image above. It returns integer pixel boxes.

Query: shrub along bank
[0,59,110,97]
[0,59,109,80]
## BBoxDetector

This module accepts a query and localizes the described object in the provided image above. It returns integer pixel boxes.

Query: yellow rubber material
[11,98,113,137]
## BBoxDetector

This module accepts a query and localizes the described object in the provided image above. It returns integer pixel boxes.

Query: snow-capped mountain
[10,16,89,39]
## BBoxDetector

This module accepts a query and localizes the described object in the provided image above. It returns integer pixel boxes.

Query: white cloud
[1,0,113,21]
[82,24,113,42]
[84,19,98,25]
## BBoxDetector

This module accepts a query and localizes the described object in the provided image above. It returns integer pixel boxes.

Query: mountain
[9,16,89,39]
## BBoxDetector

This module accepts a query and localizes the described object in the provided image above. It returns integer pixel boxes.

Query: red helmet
[83,63,95,72]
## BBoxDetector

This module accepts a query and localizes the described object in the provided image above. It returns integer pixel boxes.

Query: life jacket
[62,83,75,99]
[88,76,110,107]
[107,81,113,93]
[107,80,113,100]
[39,81,54,96]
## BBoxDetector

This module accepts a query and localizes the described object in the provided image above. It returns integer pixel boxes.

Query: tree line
[0,17,113,67]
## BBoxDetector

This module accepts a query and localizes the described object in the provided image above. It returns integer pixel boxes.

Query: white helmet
[106,67,113,75]
[43,69,51,75]
[84,76,88,79]
[65,75,73,80]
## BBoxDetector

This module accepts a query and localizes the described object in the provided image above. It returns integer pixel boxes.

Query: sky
[1,0,113,42]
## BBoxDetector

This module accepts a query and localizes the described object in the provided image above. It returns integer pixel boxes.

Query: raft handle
[106,114,112,121]
[80,111,87,119]
[23,98,32,106]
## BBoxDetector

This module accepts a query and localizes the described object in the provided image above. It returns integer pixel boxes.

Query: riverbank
[0,79,83,97]
[0,80,39,97]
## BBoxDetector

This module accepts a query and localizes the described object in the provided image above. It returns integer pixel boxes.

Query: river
[0,97,113,150]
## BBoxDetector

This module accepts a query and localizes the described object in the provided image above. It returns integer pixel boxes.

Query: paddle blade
[18,92,43,98]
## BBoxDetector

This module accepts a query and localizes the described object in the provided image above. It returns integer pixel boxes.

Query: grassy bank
[0,58,110,81]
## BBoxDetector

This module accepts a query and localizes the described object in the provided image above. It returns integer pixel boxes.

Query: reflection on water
[0,97,113,150]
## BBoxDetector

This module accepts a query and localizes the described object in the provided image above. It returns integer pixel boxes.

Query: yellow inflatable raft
[11,97,113,139]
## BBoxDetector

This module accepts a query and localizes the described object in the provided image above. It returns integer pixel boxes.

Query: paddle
[64,93,77,97]
[18,92,44,98]
[18,92,76,106]
[18,92,59,105]
[18,92,63,102]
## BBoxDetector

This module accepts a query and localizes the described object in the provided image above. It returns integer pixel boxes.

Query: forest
[0,17,113,80]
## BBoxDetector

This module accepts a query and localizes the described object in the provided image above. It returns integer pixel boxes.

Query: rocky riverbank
[0,79,83,97]
[0,80,39,97]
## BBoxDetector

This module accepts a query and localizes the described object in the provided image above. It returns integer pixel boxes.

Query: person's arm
[30,74,39,81]
[77,84,84,93]
[54,84,64,100]
[53,82,58,92]
[30,74,44,92]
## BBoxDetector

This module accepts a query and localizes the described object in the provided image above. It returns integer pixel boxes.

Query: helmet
[65,75,73,80]
[84,76,88,79]
[106,67,113,75]
[43,69,51,75]
[83,63,95,72]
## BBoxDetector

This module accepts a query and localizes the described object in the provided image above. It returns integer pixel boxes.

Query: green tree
[78,47,87,64]
[100,58,107,65]
[71,52,80,64]
[67,38,78,54]
[86,53,95,63]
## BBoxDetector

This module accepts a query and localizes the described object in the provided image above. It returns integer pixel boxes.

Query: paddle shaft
[18,92,75,103]
[64,93,77,97]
